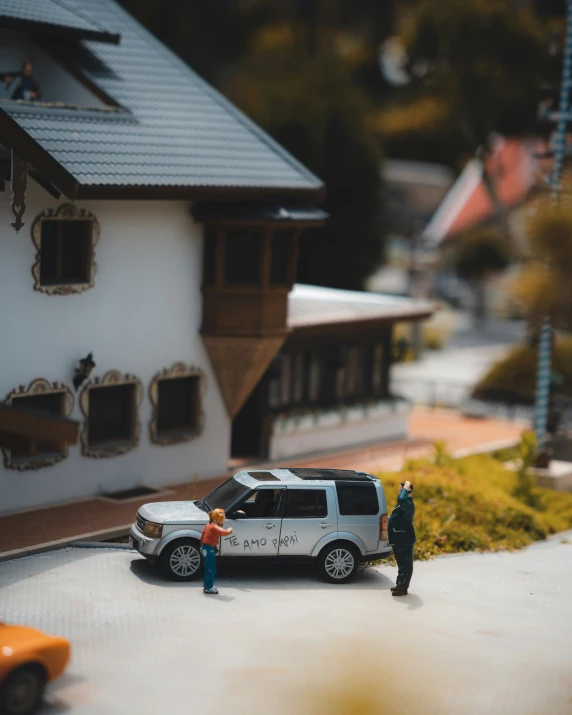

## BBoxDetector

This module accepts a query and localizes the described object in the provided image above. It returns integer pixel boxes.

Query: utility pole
[534,0,572,451]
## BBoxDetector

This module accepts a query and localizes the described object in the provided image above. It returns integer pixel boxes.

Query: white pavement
[1,536,572,715]
[392,315,528,409]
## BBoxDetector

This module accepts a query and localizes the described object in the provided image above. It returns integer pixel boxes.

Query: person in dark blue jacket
[388,480,415,596]
[2,62,42,101]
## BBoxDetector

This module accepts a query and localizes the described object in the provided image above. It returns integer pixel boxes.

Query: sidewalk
[0,409,525,560]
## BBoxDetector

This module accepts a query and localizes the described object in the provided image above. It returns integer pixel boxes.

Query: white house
[0,0,327,515]
[0,0,433,516]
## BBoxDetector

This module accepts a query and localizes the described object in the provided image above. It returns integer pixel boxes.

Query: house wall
[267,401,411,461]
[0,182,230,514]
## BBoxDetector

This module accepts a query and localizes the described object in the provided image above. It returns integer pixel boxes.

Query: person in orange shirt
[200,508,232,594]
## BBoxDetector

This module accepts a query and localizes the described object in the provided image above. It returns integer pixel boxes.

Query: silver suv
[129,468,391,584]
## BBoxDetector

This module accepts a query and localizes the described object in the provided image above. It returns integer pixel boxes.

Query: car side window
[283,489,327,518]
[336,482,379,515]
[236,488,283,518]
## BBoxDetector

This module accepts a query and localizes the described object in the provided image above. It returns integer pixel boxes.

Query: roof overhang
[192,202,328,227]
[0,106,79,199]
[0,106,326,204]
[0,16,120,45]
[288,310,435,339]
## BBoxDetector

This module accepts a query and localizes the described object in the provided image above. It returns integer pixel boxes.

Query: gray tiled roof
[0,0,323,197]
[288,285,434,329]
[0,0,119,43]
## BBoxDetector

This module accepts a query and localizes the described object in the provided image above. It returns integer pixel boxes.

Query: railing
[392,376,572,428]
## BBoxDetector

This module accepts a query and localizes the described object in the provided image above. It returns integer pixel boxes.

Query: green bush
[376,441,572,562]
[472,336,572,404]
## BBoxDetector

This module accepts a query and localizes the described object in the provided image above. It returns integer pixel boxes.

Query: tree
[225,49,385,289]
[118,0,387,290]
[512,195,572,336]
[370,0,555,168]
[444,225,512,325]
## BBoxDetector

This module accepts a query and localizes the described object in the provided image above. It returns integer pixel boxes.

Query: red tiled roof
[424,136,547,245]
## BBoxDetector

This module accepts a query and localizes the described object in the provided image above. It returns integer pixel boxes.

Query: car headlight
[143,521,163,539]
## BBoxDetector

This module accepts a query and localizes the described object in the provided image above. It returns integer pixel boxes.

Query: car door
[279,487,336,556]
[219,487,284,557]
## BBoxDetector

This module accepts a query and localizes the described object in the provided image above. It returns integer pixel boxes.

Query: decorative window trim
[149,362,206,446]
[80,370,142,459]
[31,203,100,296]
[2,378,74,471]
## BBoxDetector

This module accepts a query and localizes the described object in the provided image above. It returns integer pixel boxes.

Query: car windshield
[201,477,251,512]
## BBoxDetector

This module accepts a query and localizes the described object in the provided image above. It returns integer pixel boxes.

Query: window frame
[2,378,74,471]
[149,362,206,446]
[31,204,100,296]
[80,370,142,458]
[282,488,328,519]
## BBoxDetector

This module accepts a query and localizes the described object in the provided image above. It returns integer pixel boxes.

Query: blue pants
[201,545,216,590]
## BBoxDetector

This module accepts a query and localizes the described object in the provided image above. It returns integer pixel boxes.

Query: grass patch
[376,441,572,562]
[472,335,572,404]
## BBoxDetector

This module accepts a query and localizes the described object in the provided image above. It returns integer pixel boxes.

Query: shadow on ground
[129,557,395,592]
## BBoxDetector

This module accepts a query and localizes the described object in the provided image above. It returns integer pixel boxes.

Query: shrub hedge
[472,336,572,404]
[376,446,572,562]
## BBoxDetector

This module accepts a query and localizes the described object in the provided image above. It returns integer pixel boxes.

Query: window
[2,379,74,471]
[225,229,261,284]
[10,392,65,460]
[32,205,100,295]
[308,351,322,403]
[283,489,328,518]
[149,363,205,446]
[203,229,217,286]
[236,488,283,518]
[80,372,141,458]
[280,354,292,405]
[371,343,384,395]
[157,376,201,436]
[292,352,306,404]
[202,477,252,512]
[270,230,294,285]
[345,346,366,397]
[39,219,92,285]
[88,384,136,447]
[336,482,379,515]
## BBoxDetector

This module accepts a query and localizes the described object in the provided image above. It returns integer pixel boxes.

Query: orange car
[0,622,70,715]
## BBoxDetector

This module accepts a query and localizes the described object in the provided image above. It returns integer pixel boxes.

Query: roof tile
[0,0,322,196]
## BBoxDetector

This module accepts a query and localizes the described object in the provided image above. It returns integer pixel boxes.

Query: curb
[0,524,132,563]
[451,436,521,459]
[70,541,133,550]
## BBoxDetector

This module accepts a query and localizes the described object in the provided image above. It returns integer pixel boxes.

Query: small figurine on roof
[199,508,232,595]
[2,62,42,100]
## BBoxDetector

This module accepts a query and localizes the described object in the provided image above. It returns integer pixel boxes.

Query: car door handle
[265,523,275,529]
[320,523,332,529]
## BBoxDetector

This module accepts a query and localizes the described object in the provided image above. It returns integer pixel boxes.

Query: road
[392,317,528,410]
[1,535,571,715]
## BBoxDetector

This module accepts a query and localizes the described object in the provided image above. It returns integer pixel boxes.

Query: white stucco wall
[0,181,230,514]
[268,408,411,461]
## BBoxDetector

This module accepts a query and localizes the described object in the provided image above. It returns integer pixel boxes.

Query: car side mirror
[228,510,246,520]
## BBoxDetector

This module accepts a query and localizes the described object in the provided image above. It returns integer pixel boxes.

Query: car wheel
[318,543,359,584]
[160,539,202,581]
[0,664,46,715]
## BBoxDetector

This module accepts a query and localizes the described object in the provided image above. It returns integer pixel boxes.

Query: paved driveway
[1,537,571,715]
